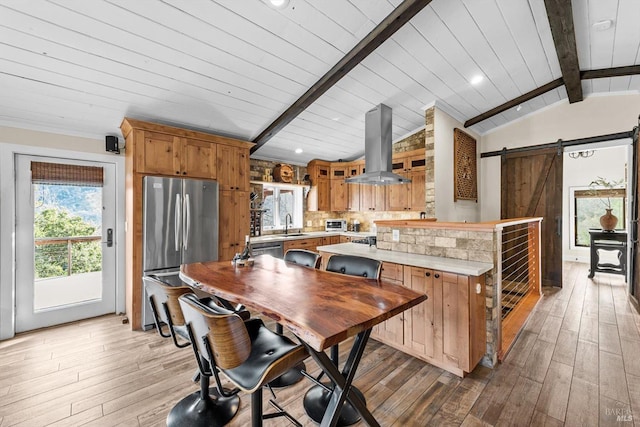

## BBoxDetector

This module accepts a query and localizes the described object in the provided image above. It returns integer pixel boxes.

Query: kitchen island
[318,242,491,377]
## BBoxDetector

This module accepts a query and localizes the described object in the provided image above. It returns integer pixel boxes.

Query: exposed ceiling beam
[581,65,640,79]
[250,0,433,154]
[465,64,640,128]
[544,0,582,103]
[464,78,564,128]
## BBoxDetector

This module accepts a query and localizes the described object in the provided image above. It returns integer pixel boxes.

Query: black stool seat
[216,318,306,392]
[143,277,242,426]
[284,249,321,269]
[179,293,309,427]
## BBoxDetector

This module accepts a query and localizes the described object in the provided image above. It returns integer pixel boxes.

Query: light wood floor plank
[535,360,573,422]
[599,394,633,425]
[573,339,599,385]
[626,373,640,426]
[495,376,542,426]
[469,361,519,425]
[552,328,578,366]
[0,262,638,426]
[579,314,599,344]
[530,409,565,426]
[598,281,618,325]
[599,322,622,355]
[522,340,555,383]
[538,314,563,344]
[599,350,630,404]
[565,376,599,427]
[619,338,640,377]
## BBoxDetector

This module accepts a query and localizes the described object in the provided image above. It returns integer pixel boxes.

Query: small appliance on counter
[352,236,376,246]
[325,219,347,232]
[352,219,360,232]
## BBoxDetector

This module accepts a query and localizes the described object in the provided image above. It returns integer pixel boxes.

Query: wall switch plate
[306,220,312,227]
[392,229,400,242]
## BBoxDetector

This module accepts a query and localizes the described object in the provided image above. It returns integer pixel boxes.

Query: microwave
[325,219,347,232]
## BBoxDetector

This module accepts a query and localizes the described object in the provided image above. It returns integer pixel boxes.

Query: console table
[588,229,627,279]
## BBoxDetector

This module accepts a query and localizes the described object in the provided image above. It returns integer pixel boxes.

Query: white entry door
[15,155,116,332]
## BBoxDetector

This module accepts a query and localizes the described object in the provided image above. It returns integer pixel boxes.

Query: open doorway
[563,143,631,287]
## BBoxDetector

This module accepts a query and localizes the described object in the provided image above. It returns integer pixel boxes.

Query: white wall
[0,126,126,339]
[434,108,481,222]
[480,94,640,221]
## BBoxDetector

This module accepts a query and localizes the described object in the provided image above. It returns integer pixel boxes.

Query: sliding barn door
[501,148,563,287]
[632,129,639,304]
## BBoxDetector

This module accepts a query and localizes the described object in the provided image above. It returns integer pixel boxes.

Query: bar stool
[143,276,243,427]
[303,254,381,426]
[179,293,309,427]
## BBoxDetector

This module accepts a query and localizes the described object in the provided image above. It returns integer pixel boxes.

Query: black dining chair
[303,254,382,425]
[143,276,249,426]
[284,248,322,269]
[179,293,309,427]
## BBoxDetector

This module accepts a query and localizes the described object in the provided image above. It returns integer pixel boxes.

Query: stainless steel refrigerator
[141,176,219,329]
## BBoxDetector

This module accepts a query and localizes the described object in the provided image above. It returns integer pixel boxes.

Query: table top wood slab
[180,255,427,352]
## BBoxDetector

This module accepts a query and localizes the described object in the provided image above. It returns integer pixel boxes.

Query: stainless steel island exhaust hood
[345,104,411,185]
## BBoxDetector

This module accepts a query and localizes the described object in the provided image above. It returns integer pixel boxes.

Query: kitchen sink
[283,233,307,237]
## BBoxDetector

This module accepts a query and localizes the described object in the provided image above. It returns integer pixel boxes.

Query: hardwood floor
[1,262,638,426]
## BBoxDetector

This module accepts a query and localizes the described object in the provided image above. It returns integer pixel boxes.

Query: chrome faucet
[285,213,292,235]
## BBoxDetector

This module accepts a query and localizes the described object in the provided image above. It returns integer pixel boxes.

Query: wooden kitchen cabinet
[120,118,253,330]
[321,235,340,246]
[330,164,349,211]
[283,237,323,253]
[216,144,249,191]
[345,162,361,212]
[360,165,386,210]
[307,160,331,211]
[402,267,486,375]
[218,191,250,261]
[136,132,217,179]
[372,262,405,344]
[387,150,426,211]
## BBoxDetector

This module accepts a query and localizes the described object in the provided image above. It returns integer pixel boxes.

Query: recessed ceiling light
[470,75,484,85]
[332,117,341,121]
[295,148,303,154]
[268,0,289,9]
[516,105,522,112]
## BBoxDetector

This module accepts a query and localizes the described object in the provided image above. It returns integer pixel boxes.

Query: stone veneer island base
[320,217,542,375]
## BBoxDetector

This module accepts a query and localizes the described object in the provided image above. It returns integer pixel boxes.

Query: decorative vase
[600,208,618,231]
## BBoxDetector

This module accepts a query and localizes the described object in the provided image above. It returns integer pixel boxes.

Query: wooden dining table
[180,254,428,427]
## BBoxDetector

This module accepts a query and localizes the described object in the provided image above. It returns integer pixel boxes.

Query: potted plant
[589,176,625,231]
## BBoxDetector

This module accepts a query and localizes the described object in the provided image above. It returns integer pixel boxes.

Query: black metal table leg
[301,329,379,427]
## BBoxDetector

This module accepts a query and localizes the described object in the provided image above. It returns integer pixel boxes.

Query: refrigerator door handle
[175,193,181,252]
[184,193,191,250]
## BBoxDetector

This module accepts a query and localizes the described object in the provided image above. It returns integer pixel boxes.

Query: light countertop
[317,243,493,276]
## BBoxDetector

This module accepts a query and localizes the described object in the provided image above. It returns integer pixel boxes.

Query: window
[573,187,626,247]
[261,183,303,231]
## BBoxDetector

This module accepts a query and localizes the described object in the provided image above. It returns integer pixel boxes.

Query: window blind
[31,162,104,187]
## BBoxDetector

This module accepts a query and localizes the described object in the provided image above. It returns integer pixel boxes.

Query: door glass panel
[33,183,102,310]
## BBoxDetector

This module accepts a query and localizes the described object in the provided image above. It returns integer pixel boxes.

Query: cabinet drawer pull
[425,272,430,277]
[434,273,440,279]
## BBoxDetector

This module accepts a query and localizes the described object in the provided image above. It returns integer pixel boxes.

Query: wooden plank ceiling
[0,0,638,165]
